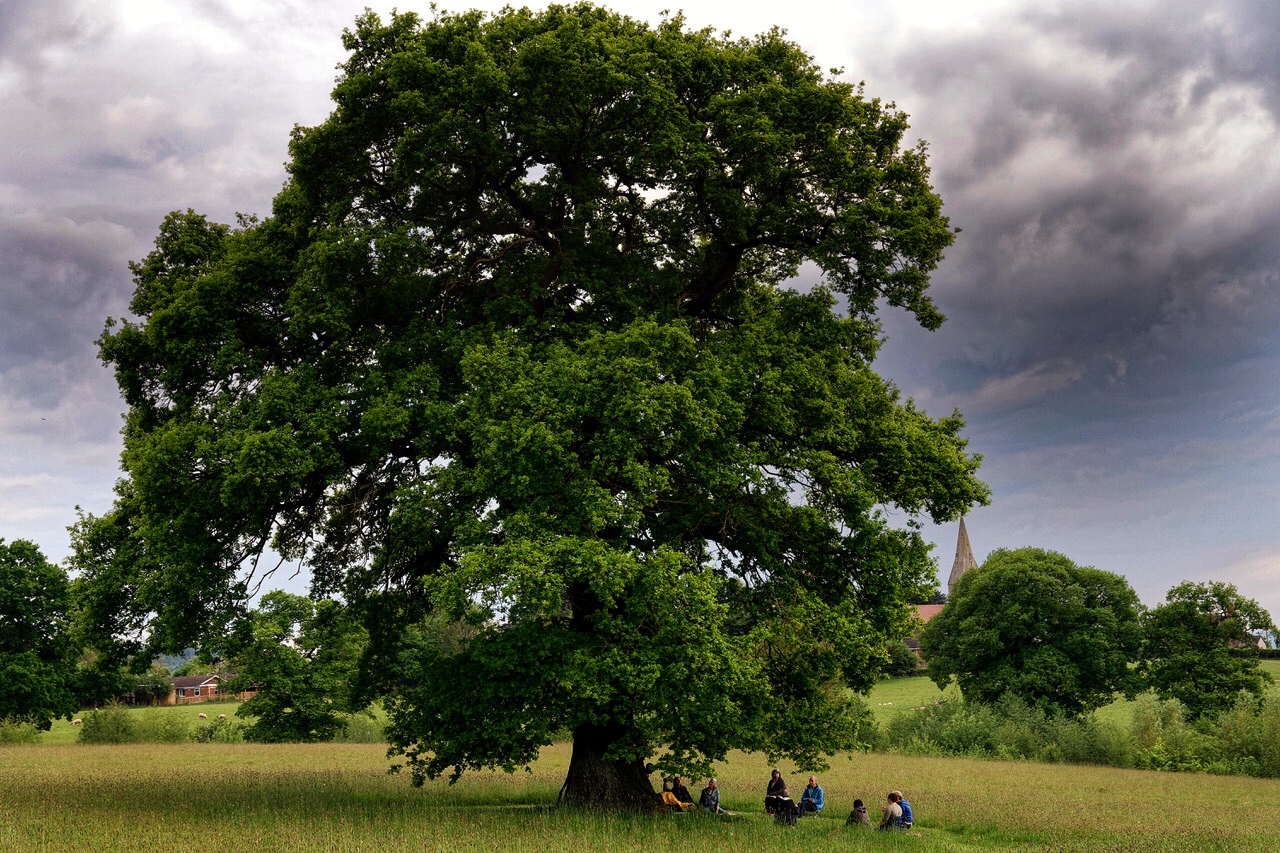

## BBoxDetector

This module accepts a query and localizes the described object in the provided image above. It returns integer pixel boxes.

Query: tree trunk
[559,722,660,811]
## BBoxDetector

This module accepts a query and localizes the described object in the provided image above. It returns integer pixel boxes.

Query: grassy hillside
[1,741,1277,851]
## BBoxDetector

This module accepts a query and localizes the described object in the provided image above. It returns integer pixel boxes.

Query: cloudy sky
[1,0,1277,616]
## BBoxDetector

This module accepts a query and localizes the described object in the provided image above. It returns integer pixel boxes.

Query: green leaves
[0,540,76,729]
[82,3,989,792]
[920,548,1143,717]
[222,592,367,743]
[1140,581,1276,720]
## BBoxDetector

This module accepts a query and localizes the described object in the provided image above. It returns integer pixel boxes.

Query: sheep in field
[218,714,226,720]
[71,719,82,726]
[198,712,207,719]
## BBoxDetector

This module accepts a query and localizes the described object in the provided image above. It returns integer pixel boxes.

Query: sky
[1,0,1277,616]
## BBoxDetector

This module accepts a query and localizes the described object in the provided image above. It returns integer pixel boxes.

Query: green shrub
[78,702,137,744]
[0,719,41,744]
[192,717,245,743]
[1260,688,1280,777]
[135,709,191,743]
[333,712,385,744]
[882,642,921,677]
[1214,691,1262,761]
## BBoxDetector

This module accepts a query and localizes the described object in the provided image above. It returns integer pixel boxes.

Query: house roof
[172,675,219,689]
[913,604,946,623]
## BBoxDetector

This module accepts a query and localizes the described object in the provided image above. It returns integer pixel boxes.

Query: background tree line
[1,537,369,743]
[919,547,1276,723]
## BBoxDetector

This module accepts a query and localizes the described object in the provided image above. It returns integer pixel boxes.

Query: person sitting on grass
[700,778,729,815]
[764,768,790,814]
[660,778,689,813]
[877,792,903,831]
[893,790,913,829]
[799,775,824,816]
[671,775,695,808]
[846,798,871,827]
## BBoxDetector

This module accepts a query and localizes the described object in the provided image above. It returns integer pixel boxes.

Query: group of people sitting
[763,769,822,823]
[660,775,729,815]
[765,769,912,830]
[847,790,914,831]
[662,770,913,831]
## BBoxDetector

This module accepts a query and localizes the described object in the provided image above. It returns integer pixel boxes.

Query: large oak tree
[76,4,987,808]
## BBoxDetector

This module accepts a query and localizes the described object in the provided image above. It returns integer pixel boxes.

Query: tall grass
[1,741,1278,851]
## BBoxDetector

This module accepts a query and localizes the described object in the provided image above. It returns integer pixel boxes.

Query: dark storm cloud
[870,0,1280,422]
[0,214,130,373]
[853,0,1280,609]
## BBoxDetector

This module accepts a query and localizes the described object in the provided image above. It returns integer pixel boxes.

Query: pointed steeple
[947,517,978,596]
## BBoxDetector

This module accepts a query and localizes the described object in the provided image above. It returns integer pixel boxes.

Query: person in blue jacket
[892,791,913,829]
[798,775,824,816]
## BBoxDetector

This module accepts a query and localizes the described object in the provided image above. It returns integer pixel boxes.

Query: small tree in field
[73,4,987,808]
[920,548,1143,716]
[223,592,366,742]
[1141,581,1275,720]
[134,663,174,706]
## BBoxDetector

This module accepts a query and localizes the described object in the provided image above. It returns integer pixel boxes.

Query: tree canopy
[76,3,987,808]
[222,591,367,742]
[919,548,1143,716]
[1140,581,1275,720]
[0,539,76,729]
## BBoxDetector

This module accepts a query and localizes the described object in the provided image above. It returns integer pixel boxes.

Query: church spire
[947,517,978,596]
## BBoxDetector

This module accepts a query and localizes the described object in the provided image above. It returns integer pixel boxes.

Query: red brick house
[166,675,257,705]
[168,675,222,704]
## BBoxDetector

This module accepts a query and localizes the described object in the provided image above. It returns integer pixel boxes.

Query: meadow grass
[2,740,1279,852]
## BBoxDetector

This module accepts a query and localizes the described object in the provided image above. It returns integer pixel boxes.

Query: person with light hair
[799,775,824,816]
[700,778,728,814]
[877,792,903,830]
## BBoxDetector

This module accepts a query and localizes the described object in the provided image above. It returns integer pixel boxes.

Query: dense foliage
[1141,581,1275,720]
[0,539,76,729]
[75,3,986,806]
[919,548,1142,716]
[879,684,1280,778]
[222,592,367,742]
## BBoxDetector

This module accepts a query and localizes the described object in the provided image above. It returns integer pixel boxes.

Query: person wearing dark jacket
[671,776,694,806]
[764,768,790,815]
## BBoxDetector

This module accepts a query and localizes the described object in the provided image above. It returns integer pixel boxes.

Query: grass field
[4,665,1279,851]
[3,740,1279,852]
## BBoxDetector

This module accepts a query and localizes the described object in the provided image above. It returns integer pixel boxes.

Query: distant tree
[223,592,367,742]
[919,548,1143,716]
[68,649,133,708]
[882,641,921,677]
[1140,581,1276,720]
[157,650,196,673]
[134,663,174,705]
[172,654,220,678]
[0,539,76,728]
